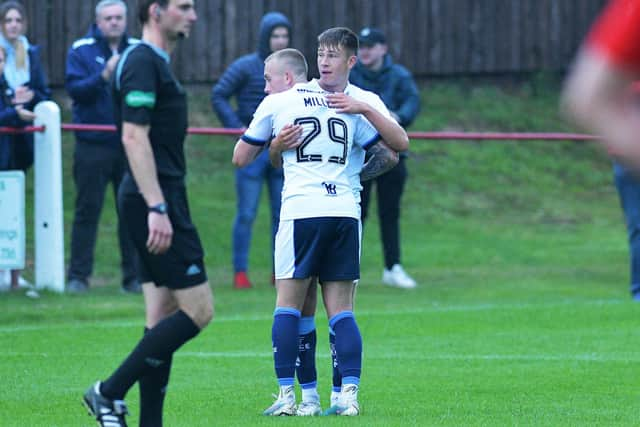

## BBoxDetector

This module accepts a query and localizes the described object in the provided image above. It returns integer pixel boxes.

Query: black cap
[358,27,386,46]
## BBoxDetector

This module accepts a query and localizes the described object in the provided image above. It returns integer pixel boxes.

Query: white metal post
[34,101,64,292]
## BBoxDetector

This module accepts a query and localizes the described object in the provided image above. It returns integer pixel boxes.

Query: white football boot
[262,385,296,416]
[323,384,360,416]
[295,399,322,416]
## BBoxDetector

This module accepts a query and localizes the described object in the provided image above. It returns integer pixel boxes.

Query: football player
[233,27,408,416]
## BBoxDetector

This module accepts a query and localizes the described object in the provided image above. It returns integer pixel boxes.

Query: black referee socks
[101,310,199,400]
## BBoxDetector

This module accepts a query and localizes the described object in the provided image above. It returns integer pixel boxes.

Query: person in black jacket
[65,0,140,294]
[349,27,421,289]
[0,1,49,289]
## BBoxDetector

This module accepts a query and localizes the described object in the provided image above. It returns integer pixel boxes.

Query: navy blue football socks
[329,327,341,392]
[329,311,362,386]
[101,310,200,400]
[139,327,172,427]
[296,316,317,389]
[272,307,301,386]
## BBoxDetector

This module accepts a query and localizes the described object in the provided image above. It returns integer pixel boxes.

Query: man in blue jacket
[211,12,291,289]
[65,0,139,293]
[349,27,421,289]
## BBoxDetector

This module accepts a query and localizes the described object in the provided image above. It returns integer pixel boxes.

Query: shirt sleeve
[587,0,640,73]
[353,115,381,150]
[241,96,274,146]
[118,48,157,125]
[353,91,391,150]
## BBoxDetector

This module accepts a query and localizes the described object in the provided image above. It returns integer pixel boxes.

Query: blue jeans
[613,162,640,296]
[233,149,283,273]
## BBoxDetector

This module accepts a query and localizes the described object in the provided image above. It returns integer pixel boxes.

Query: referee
[82,1,213,426]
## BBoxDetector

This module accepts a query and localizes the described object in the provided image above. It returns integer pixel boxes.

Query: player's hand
[147,212,173,255]
[272,124,303,153]
[12,86,34,105]
[326,93,370,114]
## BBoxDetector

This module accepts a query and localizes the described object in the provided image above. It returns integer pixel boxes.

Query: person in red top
[563,0,640,301]
[562,0,640,166]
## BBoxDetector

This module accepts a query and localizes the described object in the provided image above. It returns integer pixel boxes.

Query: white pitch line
[0,298,625,334]
[179,351,640,363]
[2,350,638,364]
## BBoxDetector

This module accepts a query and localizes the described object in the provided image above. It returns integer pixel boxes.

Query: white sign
[0,171,25,269]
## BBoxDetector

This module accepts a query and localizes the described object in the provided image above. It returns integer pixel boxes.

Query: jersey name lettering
[304,96,329,108]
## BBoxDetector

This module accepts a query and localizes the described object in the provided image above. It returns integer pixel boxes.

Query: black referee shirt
[113,42,188,179]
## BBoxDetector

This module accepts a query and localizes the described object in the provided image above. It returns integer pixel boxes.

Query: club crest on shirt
[322,181,337,195]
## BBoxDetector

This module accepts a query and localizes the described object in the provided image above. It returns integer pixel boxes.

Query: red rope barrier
[61,124,600,141]
[1,123,601,141]
[406,131,599,141]
[0,125,45,134]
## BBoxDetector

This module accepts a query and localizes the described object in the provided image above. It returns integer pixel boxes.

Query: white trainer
[295,399,322,416]
[17,275,32,289]
[382,264,417,289]
[263,385,296,416]
[323,384,360,416]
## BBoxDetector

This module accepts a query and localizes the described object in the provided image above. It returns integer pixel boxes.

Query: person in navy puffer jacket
[211,12,291,289]
[65,0,140,294]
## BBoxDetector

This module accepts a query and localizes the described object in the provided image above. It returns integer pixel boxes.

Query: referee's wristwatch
[148,202,168,215]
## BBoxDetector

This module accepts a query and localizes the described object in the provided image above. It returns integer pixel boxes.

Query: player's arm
[233,97,278,167]
[562,0,640,167]
[122,122,172,254]
[232,139,263,167]
[327,93,409,152]
[268,123,303,168]
[562,49,640,165]
[360,141,399,182]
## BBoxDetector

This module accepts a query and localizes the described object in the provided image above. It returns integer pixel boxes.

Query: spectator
[561,0,640,300]
[0,44,35,290]
[65,0,140,294]
[613,161,640,300]
[0,0,49,289]
[211,11,291,289]
[349,27,421,289]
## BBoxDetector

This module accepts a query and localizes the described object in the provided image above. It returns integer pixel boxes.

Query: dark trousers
[613,162,640,296]
[360,157,408,270]
[67,140,136,285]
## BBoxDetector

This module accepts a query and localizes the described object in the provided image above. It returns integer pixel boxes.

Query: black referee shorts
[118,174,207,289]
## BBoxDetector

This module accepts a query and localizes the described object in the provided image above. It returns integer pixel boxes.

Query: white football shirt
[242,79,391,220]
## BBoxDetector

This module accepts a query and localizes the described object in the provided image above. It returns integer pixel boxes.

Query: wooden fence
[20,0,606,86]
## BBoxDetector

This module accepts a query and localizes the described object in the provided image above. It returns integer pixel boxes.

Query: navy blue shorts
[275,217,361,282]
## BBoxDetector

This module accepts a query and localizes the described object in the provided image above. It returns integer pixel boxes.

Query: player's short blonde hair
[265,48,308,79]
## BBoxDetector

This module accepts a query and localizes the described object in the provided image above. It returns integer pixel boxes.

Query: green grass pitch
[0,81,637,425]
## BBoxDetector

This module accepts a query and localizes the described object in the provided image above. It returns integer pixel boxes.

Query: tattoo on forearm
[360,143,398,181]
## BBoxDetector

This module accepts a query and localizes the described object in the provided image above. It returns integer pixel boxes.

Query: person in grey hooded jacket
[211,12,291,289]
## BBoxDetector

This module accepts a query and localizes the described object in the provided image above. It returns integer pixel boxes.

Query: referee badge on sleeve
[125,91,156,108]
